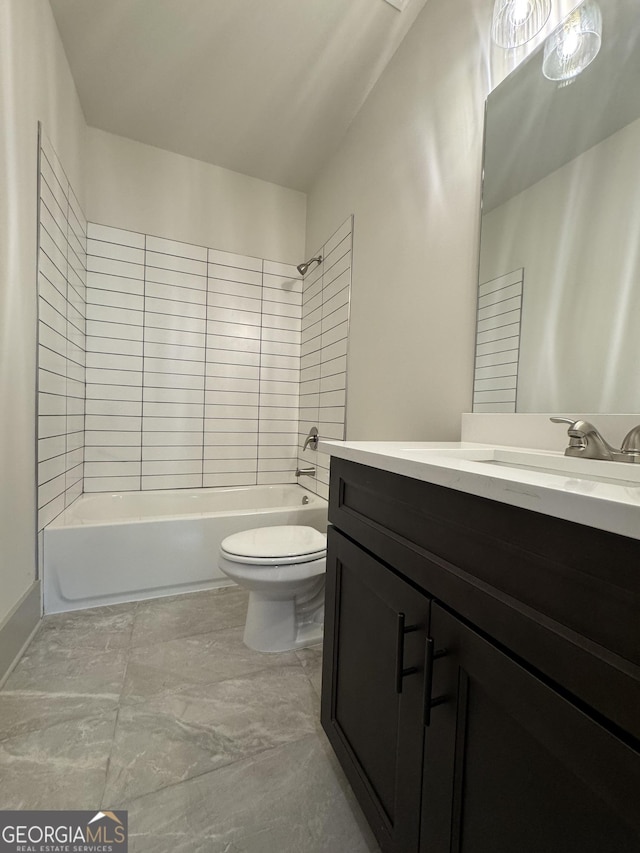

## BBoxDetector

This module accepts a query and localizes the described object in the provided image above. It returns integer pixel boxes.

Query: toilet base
[243,578,325,653]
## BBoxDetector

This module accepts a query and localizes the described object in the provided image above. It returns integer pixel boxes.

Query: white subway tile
[261,326,300,345]
[143,445,203,461]
[145,312,206,335]
[263,260,299,278]
[260,379,299,395]
[88,239,145,264]
[322,288,349,317]
[86,353,143,372]
[263,273,303,295]
[145,280,206,305]
[144,295,206,320]
[144,326,205,348]
[86,320,144,342]
[38,472,67,508]
[260,366,300,383]
[85,446,141,463]
[39,254,68,297]
[262,300,301,320]
[206,362,259,381]
[261,287,301,308]
[208,263,261,286]
[86,367,142,387]
[84,476,141,493]
[145,266,206,290]
[87,271,144,296]
[321,322,348,349]
[261,353,300,371]
[38,494,65,530]
[38,415,67,439]
[207,277,261,302]
[262,313,301,332]
[203,458,257,474]
[256,432,297,446]
[144,370,205,389]
[209,248,262,271]
[85,430,141,447]
[207,334,260,354]
[86,399,142,417]
[143,431,204,447]
[141,474,203,490]
[86,303,143,326]
[258,458,297,473]
[257,472,295,485]
[38,454,66,486]
[145,251,207,277]
[323,249,351,288]
[38,392,66,416]
[208,291,262,314]
[39,229,67,276]
[88,223,145,248]
[87,287,144,311]
[84,461,142,478]
[205,419,259,433]
[146,235,207,262]
[207,308,262,331]
[258,420,298,433]
[205,390,260,406]
[39,370,66,396]
[85,415,142,432]
[204,445,257,460]
[143,386,204,404]
[144,356,205,376]
[143,416,203,432]
[322,302,349,331]
[206,376,259,394]
[38,435,67,462]
[143,341,205,362]
[205,404,259,421]
[203,472,257,488]
[205,348,260,368]
[206,320,261,339]
[258,444,297,459]
[87,336,143,357]
[87,255,144,280]
[260,392,299,408]
[144,402,204,418]
[142,460,203,476]
[261,339,299,358]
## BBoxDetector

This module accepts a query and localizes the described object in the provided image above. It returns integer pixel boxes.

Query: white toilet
[218,525,327,653]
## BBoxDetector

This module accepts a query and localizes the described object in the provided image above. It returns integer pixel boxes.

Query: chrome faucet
[550,418,640,464]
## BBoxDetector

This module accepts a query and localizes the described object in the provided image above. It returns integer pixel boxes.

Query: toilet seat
[220,525,327,566]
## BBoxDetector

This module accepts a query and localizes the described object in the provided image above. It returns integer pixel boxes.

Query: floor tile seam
[128,621,248,649]
[99,705,122,809]
[117,658,312,709]
[110,732,321,810]
[0,707,120,752]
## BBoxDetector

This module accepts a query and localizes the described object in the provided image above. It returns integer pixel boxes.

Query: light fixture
[491,0,552,49]
[542,0,602,81]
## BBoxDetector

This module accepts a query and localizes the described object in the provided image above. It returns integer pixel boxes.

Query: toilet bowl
[219,525,327,653]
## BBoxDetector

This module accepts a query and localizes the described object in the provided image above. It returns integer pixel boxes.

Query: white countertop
[318,440,640,542]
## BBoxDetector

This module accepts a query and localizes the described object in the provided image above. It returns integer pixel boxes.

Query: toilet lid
[220,525,327,561]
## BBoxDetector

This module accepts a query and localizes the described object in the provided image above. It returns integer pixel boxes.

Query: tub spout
[295,467,316,477]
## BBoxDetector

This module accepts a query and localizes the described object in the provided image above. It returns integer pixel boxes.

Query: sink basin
[395,446,640,487]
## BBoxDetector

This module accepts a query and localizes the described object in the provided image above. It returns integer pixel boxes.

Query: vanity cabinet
[321,458,640,853]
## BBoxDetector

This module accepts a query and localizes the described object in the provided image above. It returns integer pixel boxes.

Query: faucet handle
[550,417,577,426]
[621,425,640,453]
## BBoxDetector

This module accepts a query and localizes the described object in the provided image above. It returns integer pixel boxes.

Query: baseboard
[0,581,42,688]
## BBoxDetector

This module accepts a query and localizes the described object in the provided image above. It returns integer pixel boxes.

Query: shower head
[296,255,322,277]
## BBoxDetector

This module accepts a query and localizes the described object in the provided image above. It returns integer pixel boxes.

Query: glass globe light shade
[542,0,603,81]
[491,0,552,49]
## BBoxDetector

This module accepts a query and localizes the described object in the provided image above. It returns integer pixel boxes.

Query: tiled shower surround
[297,218,352,501]
[37,131,87,531]
[84,219,352,493]
[36,135,351,504]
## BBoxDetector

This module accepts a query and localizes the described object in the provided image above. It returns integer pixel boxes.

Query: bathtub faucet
[295,467,316,477]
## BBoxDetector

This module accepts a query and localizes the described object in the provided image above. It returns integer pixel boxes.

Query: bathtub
[43,485,328,614]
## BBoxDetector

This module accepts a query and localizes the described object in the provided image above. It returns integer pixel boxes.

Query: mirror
[474,0,640,413]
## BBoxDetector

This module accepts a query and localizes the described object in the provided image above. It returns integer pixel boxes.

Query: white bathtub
[43,485,328,614]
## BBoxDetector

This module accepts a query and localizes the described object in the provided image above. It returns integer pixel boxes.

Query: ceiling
[49,0,428,191]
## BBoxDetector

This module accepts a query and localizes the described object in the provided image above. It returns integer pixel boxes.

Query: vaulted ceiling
[49,0,428,190]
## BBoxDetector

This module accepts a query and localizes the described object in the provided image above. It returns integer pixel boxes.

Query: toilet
[218,525,327,653]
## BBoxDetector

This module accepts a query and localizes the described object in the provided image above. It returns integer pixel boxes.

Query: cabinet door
[322,528,431,853]
[421,603,640,853]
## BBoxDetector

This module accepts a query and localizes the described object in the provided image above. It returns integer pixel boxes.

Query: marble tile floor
[0,587,380,852]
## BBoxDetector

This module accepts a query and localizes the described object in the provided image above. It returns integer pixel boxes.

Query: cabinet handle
[423,637,448,726]
[395,612,419,694]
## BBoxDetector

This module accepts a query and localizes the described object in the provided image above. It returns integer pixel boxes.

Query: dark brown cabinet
[322,528,430,853]
[322,457,640,853]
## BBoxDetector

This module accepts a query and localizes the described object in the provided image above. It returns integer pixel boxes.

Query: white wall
[305,0,495,441]
[85,128,307,266]
[0,0,86,625]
